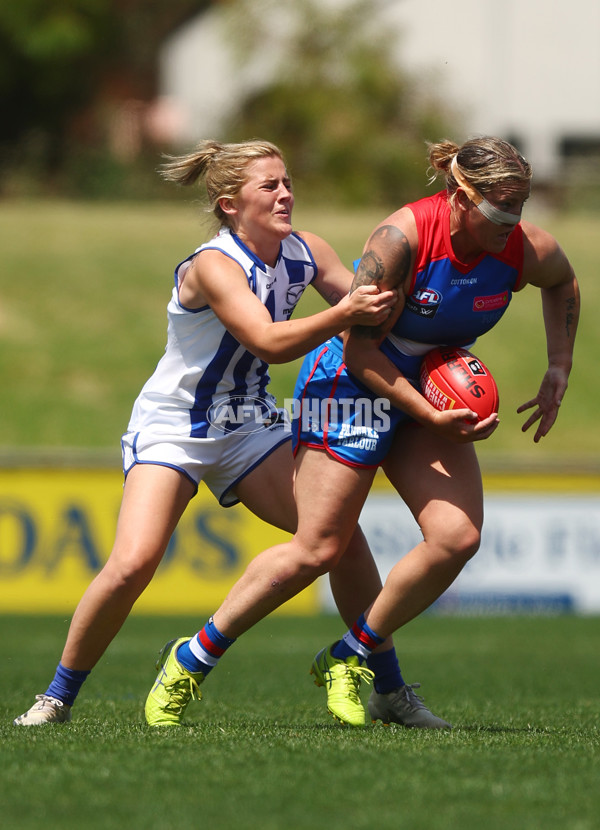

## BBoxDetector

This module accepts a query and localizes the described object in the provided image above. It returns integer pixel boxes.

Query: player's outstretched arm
[182,248,395,365]
[518,223,580,441]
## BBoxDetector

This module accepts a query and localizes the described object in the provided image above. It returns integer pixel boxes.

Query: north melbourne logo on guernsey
[286,284,306,306]
[207,396,280,434]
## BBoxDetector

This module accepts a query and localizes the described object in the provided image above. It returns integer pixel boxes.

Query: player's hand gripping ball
[420,346,499,422]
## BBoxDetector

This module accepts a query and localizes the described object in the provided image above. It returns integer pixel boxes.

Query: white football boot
[14,694,72,725]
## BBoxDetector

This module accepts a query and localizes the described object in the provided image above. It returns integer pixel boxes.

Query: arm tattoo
[351,224,411,340]
[352,250,386,290]
[321,288,343,306]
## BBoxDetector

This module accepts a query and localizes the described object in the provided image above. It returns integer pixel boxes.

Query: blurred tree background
[0,0,456,205]
[0,0,211,198]
[0,0,595,462]
[221,0,456,206]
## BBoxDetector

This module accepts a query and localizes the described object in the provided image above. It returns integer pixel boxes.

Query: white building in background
[159,0,600,182]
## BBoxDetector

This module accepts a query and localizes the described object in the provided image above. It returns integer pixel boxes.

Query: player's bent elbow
[249,341,297,364]
[260,349,294,365]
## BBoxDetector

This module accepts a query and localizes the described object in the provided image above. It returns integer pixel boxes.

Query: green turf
[2,613,599,829]
[0,200,597,468]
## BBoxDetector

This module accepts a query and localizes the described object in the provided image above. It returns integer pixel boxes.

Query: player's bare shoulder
[183,247,248,308]
[296,229,348,274]
[520,219,559,257]
[296,229,328,254]
[367,206,417,251]
[520,220,572,289]
[356,207,416,294]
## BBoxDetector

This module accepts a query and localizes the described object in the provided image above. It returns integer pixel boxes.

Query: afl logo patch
[406,287,442,319]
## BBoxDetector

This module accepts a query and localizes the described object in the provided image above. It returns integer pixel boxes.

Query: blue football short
[291,337,412,468]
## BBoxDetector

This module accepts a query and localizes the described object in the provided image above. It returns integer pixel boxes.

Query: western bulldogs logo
[406,287,442,319]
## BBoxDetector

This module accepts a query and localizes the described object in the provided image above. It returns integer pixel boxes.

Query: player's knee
[446,521,480,563]
[300,538,345,576]
[103,548,159,596]
[426,518,480,566]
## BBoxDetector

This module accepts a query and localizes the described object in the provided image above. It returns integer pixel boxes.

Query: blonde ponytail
[160,138,286,227]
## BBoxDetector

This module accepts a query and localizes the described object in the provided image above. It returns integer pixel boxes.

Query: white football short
[121,410,291,507]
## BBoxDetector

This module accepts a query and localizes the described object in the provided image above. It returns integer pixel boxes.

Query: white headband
[450,156,521,227]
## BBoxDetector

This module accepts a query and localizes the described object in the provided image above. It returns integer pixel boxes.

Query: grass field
[0,199,598,468]
[2,613,599,830]
[1,200,598,827]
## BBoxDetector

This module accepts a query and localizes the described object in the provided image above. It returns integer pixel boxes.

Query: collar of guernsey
[451,156,521,227]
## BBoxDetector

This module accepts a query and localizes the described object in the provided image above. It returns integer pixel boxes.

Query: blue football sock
[331,638,356,661]
[176,639,212,675]
[331,614,385,663]
[45,663,91,707]
[177,617,236,676]
[366,647,405,694]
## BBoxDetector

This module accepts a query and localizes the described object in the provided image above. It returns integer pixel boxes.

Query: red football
[420,346,499,422]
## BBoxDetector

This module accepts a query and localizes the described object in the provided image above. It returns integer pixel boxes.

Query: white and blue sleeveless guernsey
[127,227,317,439]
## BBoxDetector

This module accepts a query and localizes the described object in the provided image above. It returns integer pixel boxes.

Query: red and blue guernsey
[381,190,525,378]
[292,190,525,468]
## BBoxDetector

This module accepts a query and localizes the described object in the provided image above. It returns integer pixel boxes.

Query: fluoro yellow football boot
[310,644,374,727]
[145,637,204,726]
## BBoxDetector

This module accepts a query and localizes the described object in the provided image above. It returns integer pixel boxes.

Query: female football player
[149,136,578,729]
[14,138,402,726]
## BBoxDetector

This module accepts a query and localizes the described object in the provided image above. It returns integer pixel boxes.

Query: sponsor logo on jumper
[286,284,306,306]
[450,277,478,286]
[406,287,442,318]
[473,292,509,312]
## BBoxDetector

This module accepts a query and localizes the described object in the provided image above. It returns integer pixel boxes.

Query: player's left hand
[338,285,398,329]
[517,366,569,442]
[428,408,499,443]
